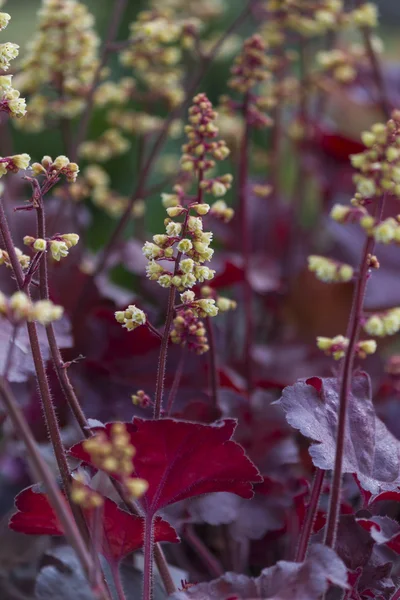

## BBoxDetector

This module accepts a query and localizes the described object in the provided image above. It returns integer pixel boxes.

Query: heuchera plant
[2,0,400,599]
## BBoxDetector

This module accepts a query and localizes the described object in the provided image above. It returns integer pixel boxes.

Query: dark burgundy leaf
[9,485,178,565]
[312,126,365,163]
[70,418,262,518]
[209,259,244,289]
[277,375,400,493]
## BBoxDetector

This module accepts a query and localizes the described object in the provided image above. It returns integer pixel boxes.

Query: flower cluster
[0,246,30,270]
[79,129,130,163]
[220,35,273,130]
[94,77,136,107]
[350,112,400,203]
[307,255,354,283]
[120,9,199,108]
[264,0,377,38]
[316,40,382,85]
[142,94,231,292]
[264,0,347,37]
[0,74,26,119]
[363,308,400,337]
[82,424,148,499]
[180,290,218,318]
[200,285,237,313]
[24,233,79,262]
[170,308,209,355]
[0,291,63,325]
[150,0,226,20]
[0,153,30,177]
[31,155,79,184]
[316,335,376,360]
[131,390,152,408]
[53,164,134,218]
[115,305,146,331]
[14,0,99,131]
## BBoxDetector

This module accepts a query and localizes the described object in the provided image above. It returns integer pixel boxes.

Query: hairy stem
[205,317,219,408]
[295,468,325,562]
[111,564,127,600]
[0,200,92,548]
[0,377,108,597]
[166,349,185,416]
[142,515,155,600]
[153,286,176,419]
[324,196,385,548]
[239,96,253,394]
[36,202,89,432]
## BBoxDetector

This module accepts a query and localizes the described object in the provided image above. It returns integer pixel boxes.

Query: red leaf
[10,485,64,536]
[210,260,244,289]
[312,126,365,163]
[70,418,262,518]
[173,400,222,424]
[9,485,179,565]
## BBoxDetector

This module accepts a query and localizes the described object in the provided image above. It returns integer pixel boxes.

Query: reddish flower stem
[0,200,98,556]
[166,349,185,416]
[205,317,219,408]
[111,564,127,600]
[295,468,325,562]
[94,3,251,278]
[35,201,89,433]
[183,523,224,578]
[0,376,108,598]
[142,514,155,600]
[0,201,72,495]
[324,196,385,549]
[153,179,203,419]
[238,95,253,394]
[153,286,177,420]
[34,199,176,596]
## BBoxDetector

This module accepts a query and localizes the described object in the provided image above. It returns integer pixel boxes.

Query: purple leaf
[170,544,348,599]
[277,375,400,493]
[0,318,72,383]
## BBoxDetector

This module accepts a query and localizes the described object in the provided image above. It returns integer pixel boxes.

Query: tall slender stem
[324,196,385,548]
[142,515,155,600]
[238,96,253,394]
[153,286,176,419]
[0,200,90,543]
[0,377,108,598]
[295,468,325,562]
[153,173,203,419]
[166,349,185,416]
[205,317,219,408]
[36,201,89,432]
